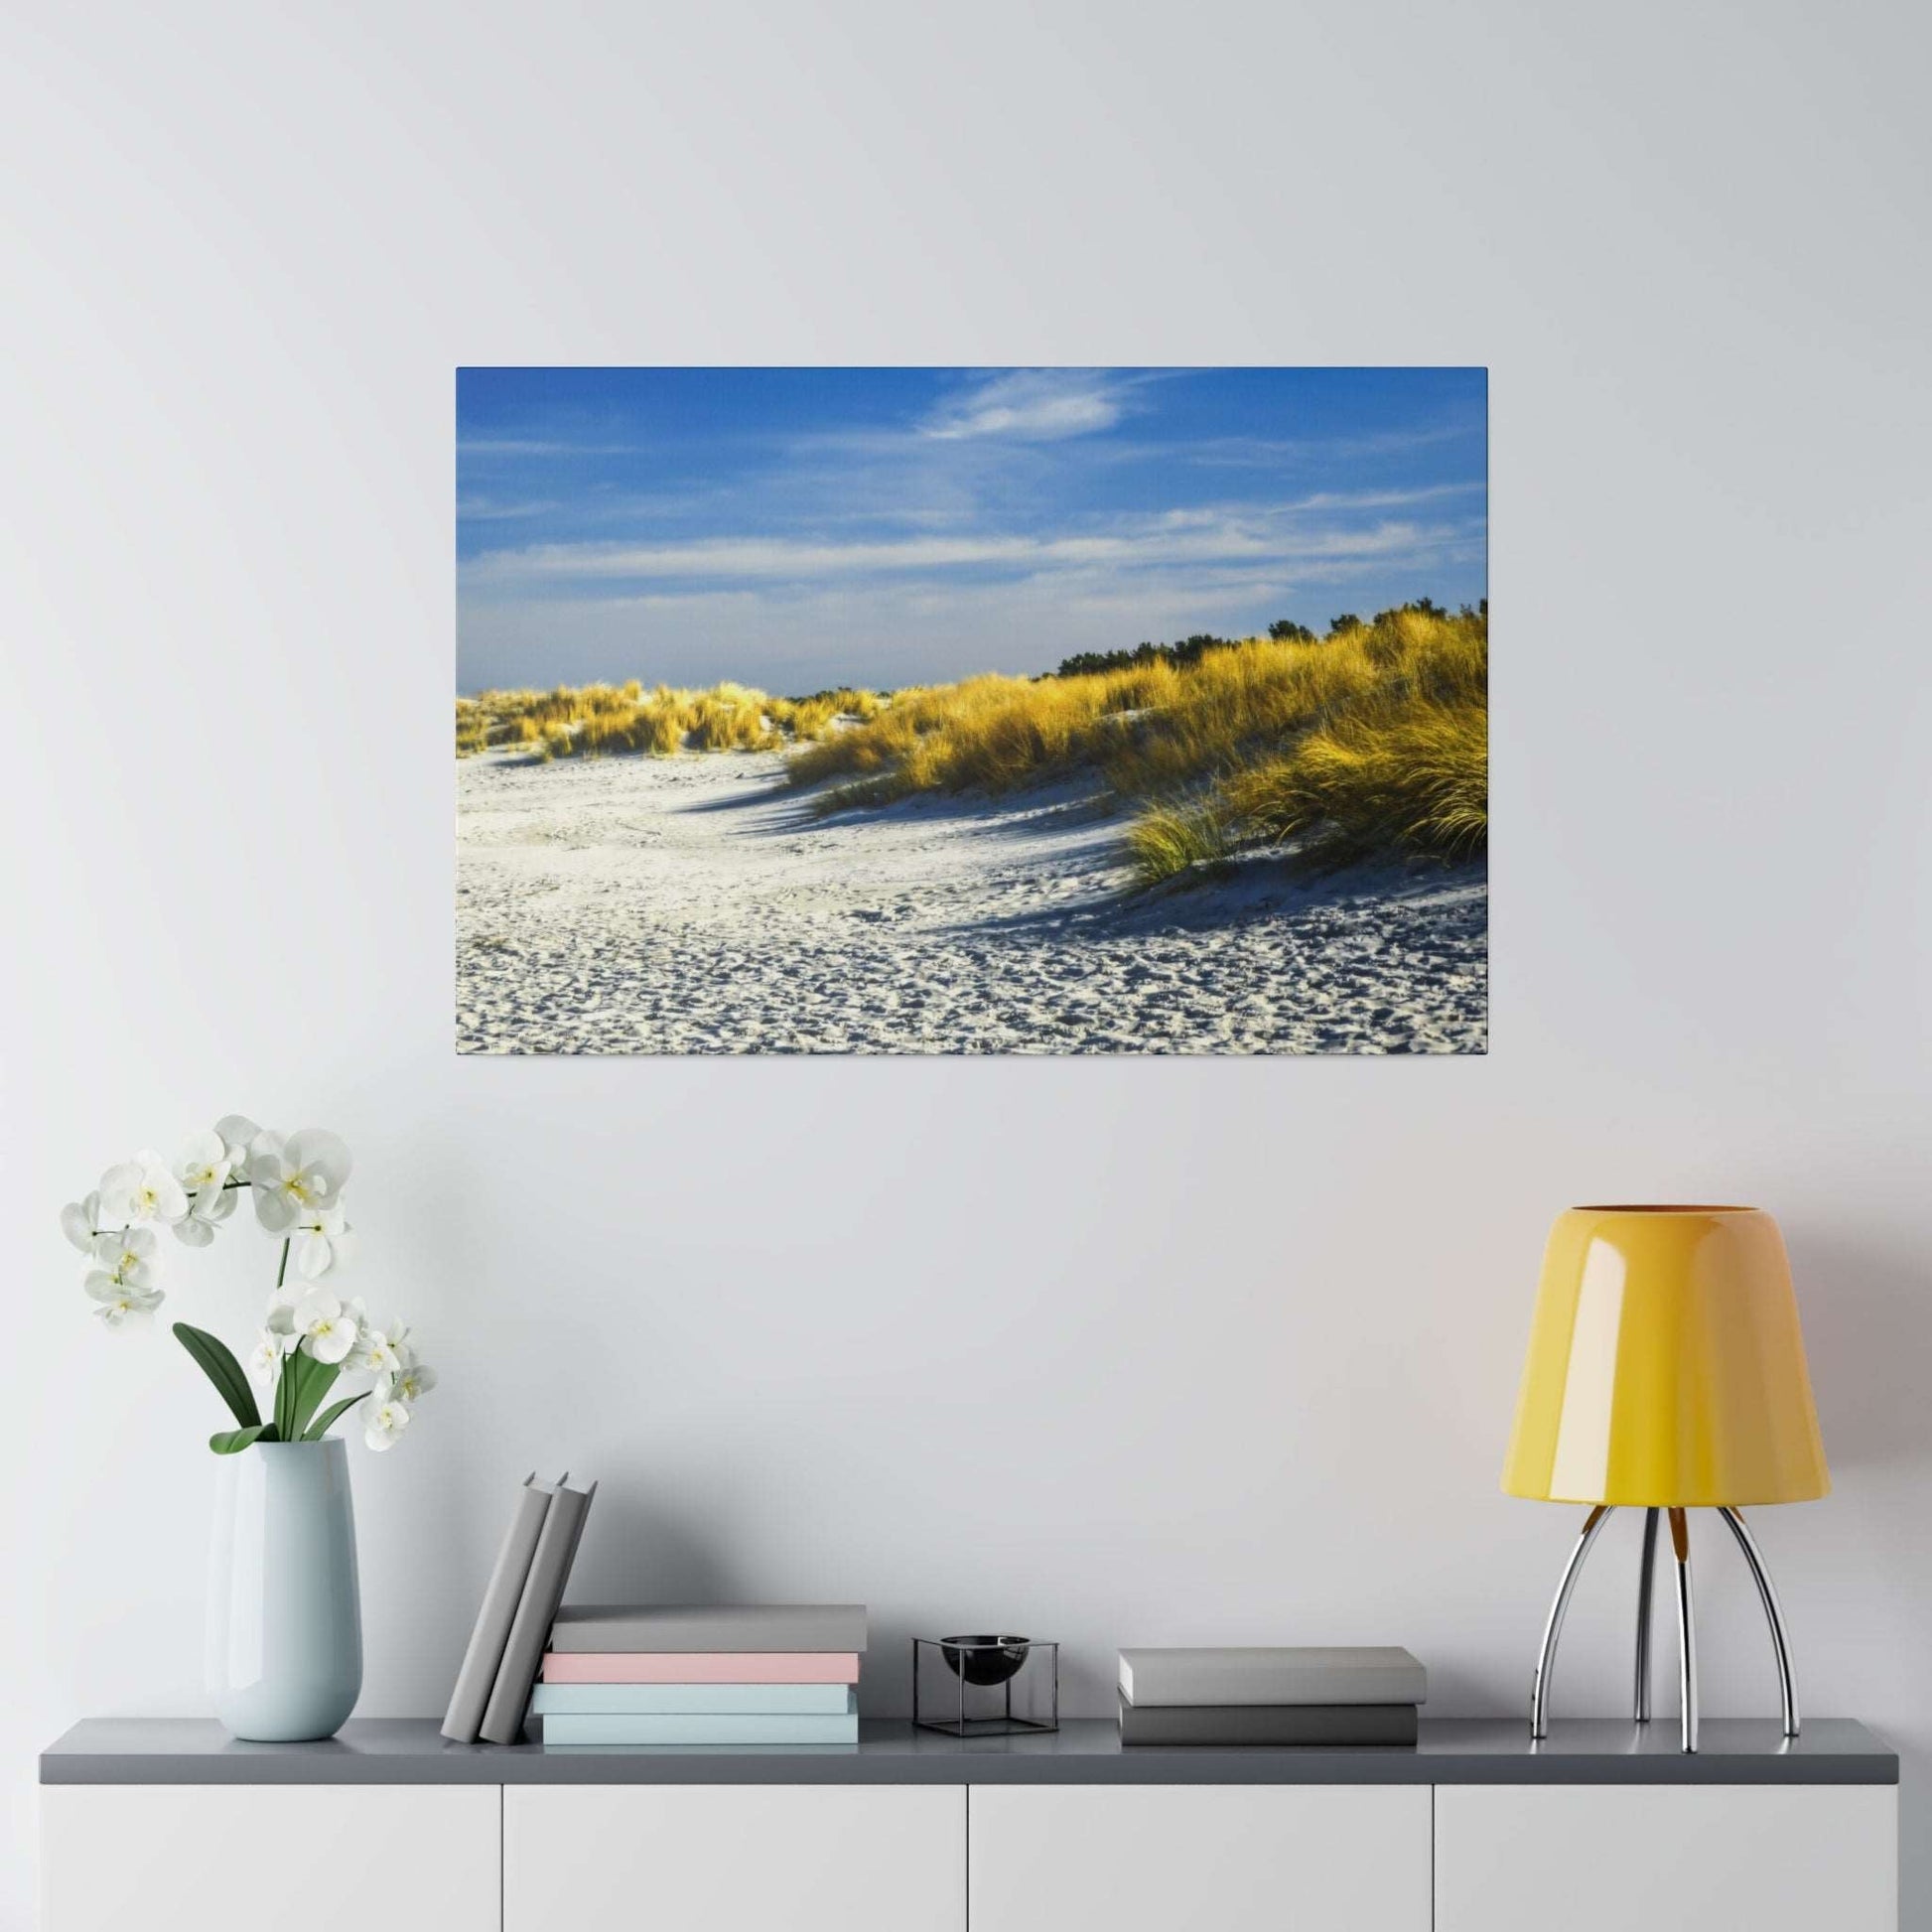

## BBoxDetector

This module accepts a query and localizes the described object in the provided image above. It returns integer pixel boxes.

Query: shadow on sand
[932,849,1486,943]
[680,764,1121,844]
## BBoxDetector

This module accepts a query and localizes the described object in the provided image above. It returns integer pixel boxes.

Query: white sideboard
[40,1718,1899,1932]
[506,1784,963,1932]
[41,1783,500,1932]
[971,1783,1431,1932]
[1435,1783,1897,1932]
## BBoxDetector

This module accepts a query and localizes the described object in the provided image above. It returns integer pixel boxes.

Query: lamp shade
[1502,1205,1829,1507]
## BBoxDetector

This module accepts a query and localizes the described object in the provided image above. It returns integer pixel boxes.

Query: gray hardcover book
[1117,1696,1419,1746]
[547,1603,869,1654]
[1117,1646,1426,1709]
[480,1478,597,1745]
[441,1473,557,1742]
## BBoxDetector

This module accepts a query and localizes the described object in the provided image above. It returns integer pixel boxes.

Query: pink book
[540,1651,862,1685]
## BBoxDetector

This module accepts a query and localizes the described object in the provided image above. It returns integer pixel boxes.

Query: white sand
[456,750,1487,1054]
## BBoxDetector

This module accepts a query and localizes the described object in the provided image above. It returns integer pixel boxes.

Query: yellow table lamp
[1502,1204,1829,1753]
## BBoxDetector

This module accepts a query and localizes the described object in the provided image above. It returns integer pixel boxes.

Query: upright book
[480,1476,597,1745]
[441,1473,559,1743]
[1117,1646,1426,1709]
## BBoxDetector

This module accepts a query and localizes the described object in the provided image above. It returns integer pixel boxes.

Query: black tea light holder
[912,1635,1059,1736]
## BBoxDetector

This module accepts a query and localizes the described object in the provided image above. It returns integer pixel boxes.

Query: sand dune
[456,750,1487,1054]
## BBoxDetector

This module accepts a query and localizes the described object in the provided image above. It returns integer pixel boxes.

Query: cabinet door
[968,1784,1431,1932]
[505,1784,964,1932]
[1436,1784,1897,1932]
[42,1784,500,1932]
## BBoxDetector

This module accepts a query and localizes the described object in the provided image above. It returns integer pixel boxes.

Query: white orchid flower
[176,1131,237,1209]
[291,1202,355,1281]
[350,1318,409,1380]
[87,1277,165,1330]
[174,1181,240,1247]
[264,1286,301,1342]
[61,1191,102,1255]
[84,1226,165,1324]
[175,1130,231,1197]
[249,1130,351,1234]
[246,1329,286,1386]
[97,1151,190,1228]
[289,1288,359,1365]
[90,1226,161,1290]
[386,1359,437,1405]
[215,1115,264,1167]
[364,1398,411,1452]
[171,1131,241,1247]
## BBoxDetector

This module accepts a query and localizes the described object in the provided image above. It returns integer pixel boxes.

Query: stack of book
[532,1603,867,1746]
[443,1473,599,1746]
[1116,1645,1426,1745]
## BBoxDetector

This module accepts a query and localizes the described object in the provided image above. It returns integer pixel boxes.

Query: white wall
[2,0,1927,1924]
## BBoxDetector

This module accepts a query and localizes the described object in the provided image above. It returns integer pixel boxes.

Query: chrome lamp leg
[1534,1502,1792,1753]
[1634,1507,1659,1723]
[1530,1504,1613,1739]
[1719,1506,1800,1737]
[1669,1507,1699,1753]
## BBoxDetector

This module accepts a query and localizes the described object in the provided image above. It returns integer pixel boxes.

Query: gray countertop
[42,1717,1896,1786]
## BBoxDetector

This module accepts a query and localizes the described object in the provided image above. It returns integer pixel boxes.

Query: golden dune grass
[785,660,1180,803]
[1222,697,1488,866]
[784,606,1487,878]
[1124,799,1235,882]
[455,681,887,760]
[455,605,1486,880]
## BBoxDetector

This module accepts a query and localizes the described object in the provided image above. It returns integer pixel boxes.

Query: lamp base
[1528,1504,1798,1753]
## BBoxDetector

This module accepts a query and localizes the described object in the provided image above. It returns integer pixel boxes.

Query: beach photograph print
[457,367,1487,1055]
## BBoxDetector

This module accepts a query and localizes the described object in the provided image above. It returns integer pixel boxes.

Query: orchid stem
[272,1241,293,1437]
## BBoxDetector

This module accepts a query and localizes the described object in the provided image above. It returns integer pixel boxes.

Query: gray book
[441,1473,559,1743]
[1117,1646,1426,1709]
[1118,1696,1419,1746]
[547,1603,868,1654]
[480,1478,597,1745]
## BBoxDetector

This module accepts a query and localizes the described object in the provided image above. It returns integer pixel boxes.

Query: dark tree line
[1049,599,1484,679]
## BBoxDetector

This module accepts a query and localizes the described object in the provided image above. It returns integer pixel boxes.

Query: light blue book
[540,1711,860,1746]
[530,1683,856,1717]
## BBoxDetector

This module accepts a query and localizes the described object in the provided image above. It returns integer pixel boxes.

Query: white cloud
[1168,419,1486,469]
[458,438,643,457]
[457,496,557,520]
[920,369,1128,442]
[1290,483,1484,511]
[457,524,1485,696]
[462,507,1473,588]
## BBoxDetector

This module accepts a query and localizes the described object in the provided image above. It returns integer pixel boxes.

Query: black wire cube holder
[912,1636,1059,1736]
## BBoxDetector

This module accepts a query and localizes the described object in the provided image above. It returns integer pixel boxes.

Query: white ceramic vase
[207,1439,363,1740]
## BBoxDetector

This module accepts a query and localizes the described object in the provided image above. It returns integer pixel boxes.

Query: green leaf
[305,1390,370,1441]
[209,1424,269,1454]
[287,1350,342,1441]
[272,1346,328,1441]
[174,1323,261,1432]
[276,1350,301,1441]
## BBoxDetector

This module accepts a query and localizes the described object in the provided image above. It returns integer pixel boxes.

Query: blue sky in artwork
[457,367,1486,694]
